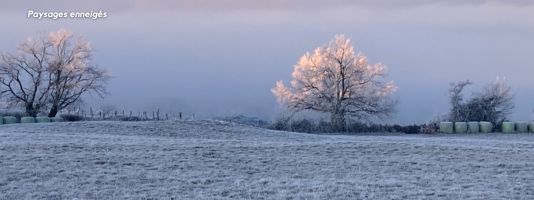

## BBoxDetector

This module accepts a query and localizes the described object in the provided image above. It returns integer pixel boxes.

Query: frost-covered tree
[272,35,397,131]
[0,29,109,117]
[448,80,473,122]
[448,78,514,125]
[46,29,109,117]
[0,36,52,116]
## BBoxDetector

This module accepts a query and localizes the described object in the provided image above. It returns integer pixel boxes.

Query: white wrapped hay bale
[454,122,468,133]
[502,122,515,133]
[439,122,454,133]
[479,121,493,133]
[21,117,35,123]
[50,117,63,122]
[516,122,528,133]
[467,122,479,133]
[36,116,51,123]
[3,116,17,124]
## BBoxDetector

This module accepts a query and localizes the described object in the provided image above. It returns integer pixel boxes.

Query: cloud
[5,0,534,28]
[2,0,534,12]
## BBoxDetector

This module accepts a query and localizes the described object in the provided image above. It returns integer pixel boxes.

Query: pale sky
[0,0,533,123]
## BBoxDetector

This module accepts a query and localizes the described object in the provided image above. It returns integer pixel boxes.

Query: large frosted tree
[0,29,109,117]
[272,35,396,131]
[46,29,109,117]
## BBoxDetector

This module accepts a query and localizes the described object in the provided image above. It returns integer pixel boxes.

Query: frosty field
[2,121,534,199]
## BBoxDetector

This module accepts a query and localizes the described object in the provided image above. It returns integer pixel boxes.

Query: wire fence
[62,107,193,121]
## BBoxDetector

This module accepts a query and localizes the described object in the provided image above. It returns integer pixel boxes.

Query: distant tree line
[269,116,424,134]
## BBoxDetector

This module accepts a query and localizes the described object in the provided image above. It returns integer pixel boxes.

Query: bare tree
[272,35,397,131]
[0,29,109,117]
[448,78,514,125]
[448,80,473,122]
[46,29,109,117]
[0,36,53,116]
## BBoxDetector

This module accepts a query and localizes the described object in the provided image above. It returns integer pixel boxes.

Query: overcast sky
[0,0,533,123]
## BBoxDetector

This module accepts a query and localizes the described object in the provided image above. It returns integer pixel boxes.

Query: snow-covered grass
[2,120,534,199]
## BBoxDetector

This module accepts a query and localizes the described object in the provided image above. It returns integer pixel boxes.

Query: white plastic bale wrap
[51,117,63,122]
[3,116,17,124]
[467,122,479,133]
[454,122,468,133]
[479,121,493,133]
[21,117,36,123]
[36,116,51,123]
[439,122,454,133]
[516,122,528,133]
[502,122,515,133]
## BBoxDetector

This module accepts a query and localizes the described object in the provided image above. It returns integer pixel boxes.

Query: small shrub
[290,119,315,133]
[421,123,438,134]
[59,114,84,122]
[270,116,290,131]
[347,122,370,133]
[316,120,332,133]
[120,116,142,121]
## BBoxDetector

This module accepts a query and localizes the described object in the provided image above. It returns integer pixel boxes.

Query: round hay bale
[502,122,515,133]
[3,116,17,124]
[439,122,454,133]
[21,117,36,123]
[454,122,468,133]
[516,122,528,133]
[36,116,51,123]
[467,121,479,133]
[50,117,63,122]
[479,121,493,133]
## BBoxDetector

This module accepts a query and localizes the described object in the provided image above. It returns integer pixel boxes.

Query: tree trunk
[331,111,346,132]
[25,104,38,117]
[48,105,59,117]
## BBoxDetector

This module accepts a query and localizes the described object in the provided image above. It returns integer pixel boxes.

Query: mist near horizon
[1,0,534,124]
